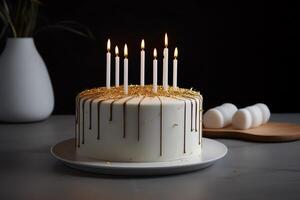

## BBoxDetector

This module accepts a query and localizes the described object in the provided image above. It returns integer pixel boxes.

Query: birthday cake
[75,85,203,162]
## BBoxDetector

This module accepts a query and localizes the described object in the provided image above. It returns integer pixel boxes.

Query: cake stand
[51,138,227,176]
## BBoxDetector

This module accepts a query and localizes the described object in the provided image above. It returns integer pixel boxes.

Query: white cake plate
[50,138,227,176]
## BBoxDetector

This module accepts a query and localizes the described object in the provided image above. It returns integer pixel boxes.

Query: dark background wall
[2,0,297,114]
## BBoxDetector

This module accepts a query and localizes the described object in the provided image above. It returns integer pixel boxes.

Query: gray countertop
[0,114,300,200]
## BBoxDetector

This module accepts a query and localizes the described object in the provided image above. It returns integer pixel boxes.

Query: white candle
[106,39,111,89]
[173,47,178,88]
[115,46,119,87]
[140,39,145,86]
[153,48,158,93]
[163,33,168,90]
[124,44,128,95]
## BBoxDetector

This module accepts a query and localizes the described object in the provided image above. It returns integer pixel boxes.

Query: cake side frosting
[75,85,203,162]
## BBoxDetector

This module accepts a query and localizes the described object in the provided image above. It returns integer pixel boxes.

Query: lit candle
[140,39,145,86]
[106,39,111,89]
[115,46,119,87]
[163,33,168,90]
[124,44,128,95]
[173,47,178,88]
[153,48,158,93]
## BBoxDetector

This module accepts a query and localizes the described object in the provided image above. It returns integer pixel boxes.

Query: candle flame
[141,39,145,49]
[107,39,111,51]
[124,44,128,57]
[164,33,168,47]
[153,48,157,58]
[174,47,178,58]
[115,46,119,55]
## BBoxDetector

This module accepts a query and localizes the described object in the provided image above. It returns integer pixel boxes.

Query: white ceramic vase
[0,38,54,122]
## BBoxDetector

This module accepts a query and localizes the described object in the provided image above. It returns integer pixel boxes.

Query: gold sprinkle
[79,85,201,99]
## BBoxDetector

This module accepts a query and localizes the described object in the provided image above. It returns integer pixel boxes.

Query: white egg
[214,106,231,126]
[255,103,270,124]
[232,109,252,130]
[246,105,263,128]
[222,103,238,112]
[203,108,224,128]
[204,103,238,128]
[221,103,238,122]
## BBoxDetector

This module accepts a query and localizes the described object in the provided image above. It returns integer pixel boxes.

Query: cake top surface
[78,85,201,99]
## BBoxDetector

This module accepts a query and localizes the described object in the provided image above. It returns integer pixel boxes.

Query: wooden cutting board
[203,122,300,142]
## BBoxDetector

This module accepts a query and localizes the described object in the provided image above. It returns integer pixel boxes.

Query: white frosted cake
[75,85,203,162]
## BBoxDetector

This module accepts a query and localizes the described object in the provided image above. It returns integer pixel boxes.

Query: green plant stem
[0,0,17,37]
[0,0,93,39]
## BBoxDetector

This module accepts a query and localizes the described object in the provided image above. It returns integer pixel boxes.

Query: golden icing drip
[157,96,163,156]
[79,85,201,99]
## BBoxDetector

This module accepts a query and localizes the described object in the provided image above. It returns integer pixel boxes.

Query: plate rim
[50,138,227,174]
